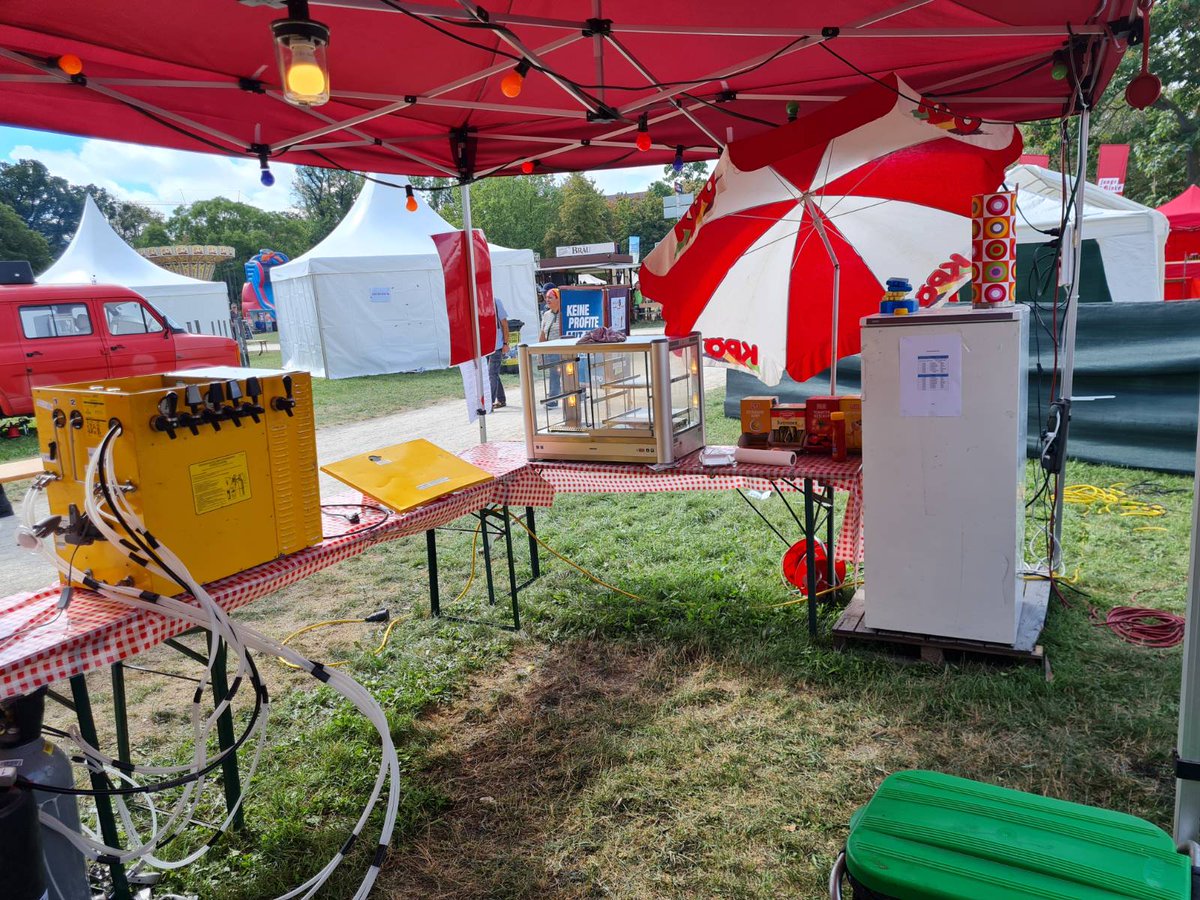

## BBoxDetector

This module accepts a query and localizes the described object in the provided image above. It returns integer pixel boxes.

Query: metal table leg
[480,511,497,606]
[426,529,441,617]
[502,505,521,630]
[70,674,132,900]
[804,478,818,636]
[210,639,244,831]
[526,506,540,579]
[825,484,836,590]
[111,661,131,768]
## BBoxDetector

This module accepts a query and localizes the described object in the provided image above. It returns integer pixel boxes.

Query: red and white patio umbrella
[640,75,1023,387]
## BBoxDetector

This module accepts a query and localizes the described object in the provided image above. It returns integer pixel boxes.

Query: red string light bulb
[635,113,651,152]
[404,185,418,212]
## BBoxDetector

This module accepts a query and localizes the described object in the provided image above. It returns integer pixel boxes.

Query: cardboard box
[741,395,776,436]
[771,403,806,446]
[805,396,842,450]
[840,396,862,452]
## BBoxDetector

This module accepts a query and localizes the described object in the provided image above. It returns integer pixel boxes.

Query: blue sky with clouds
[0,125,672,215]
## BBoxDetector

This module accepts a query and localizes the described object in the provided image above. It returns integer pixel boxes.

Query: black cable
[24,652,265,798]
[399,3,816,93]
[816,43,1029,126]
[321,503,392,541]
[679,92,776,127]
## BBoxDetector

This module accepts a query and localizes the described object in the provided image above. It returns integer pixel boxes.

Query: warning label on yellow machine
[190,451,252,515]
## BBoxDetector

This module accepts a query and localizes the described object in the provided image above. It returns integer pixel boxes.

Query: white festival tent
[1005,164,1169,303]
[272,174,538,379]
[39,196,233,335]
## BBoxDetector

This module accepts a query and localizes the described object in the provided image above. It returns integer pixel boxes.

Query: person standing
[539,284,564,406]
[488,296,510,409]
[539,283,561,341]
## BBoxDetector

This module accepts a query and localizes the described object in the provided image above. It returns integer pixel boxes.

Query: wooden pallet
[833,592,1052,679]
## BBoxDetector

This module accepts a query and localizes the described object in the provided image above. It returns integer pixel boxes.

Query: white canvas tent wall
[272,175,538,379]
[1006,164,1168,303]
[39,196,233,335]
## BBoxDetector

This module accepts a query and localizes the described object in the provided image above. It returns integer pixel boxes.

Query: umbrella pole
[461,180,488,445]
[1051,105,1089,568]
[805,196,842,394]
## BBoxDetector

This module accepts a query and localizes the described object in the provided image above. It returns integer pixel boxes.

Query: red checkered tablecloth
[0,482,499,700]
[1,442,862,700]
[461,442,864,565]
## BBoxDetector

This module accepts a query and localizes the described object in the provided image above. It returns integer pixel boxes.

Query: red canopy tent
[1160,185,1200,260]
[1160,185,1200,300]
[0,2,1141,179]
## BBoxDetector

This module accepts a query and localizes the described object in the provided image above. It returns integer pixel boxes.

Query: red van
[0,283,240,416]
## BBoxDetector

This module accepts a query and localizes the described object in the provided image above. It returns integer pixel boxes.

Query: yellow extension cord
[1061,483,1166,520]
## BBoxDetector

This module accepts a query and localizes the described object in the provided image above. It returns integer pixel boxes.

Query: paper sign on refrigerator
[899,333,962,417]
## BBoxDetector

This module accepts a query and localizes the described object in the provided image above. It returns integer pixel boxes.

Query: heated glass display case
[519,333,705,464]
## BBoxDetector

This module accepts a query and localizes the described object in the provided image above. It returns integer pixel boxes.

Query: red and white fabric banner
[433,229,496,366]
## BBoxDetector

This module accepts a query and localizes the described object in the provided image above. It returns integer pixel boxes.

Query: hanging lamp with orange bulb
[501,59,531,99]
[635,114,652,152]
[404,185,418,212]
[272,0,331,107]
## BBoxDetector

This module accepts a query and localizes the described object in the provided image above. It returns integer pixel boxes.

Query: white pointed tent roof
[40,196,219,296]
[273,174,533,279]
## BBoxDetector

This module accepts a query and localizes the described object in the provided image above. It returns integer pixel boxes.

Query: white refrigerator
[860,305,1029,645]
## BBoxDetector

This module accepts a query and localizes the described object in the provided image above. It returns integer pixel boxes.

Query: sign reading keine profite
[561,290,605,336]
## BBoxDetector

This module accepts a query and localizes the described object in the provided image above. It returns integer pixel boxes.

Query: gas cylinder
[0,689,90,899]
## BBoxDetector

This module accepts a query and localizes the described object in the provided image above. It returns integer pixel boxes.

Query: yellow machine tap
[32,367,322,596]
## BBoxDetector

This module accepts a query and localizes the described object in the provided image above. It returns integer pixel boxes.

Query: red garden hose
[1095,606,1185,649]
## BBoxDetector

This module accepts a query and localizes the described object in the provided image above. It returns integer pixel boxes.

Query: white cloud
[5,139,301,214]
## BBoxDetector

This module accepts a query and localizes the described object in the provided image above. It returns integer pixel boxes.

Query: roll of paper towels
[734,447,797,467]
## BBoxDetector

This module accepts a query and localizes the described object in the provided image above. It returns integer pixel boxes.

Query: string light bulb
[1050,50,1069,81]
[786,100,799,122]
[404,185,418,212]
[520,160,536,175]
[272,0,331,107]
[501,59,531,99]
[672,145,684,174]
[257,150,275,187]
[56,54,83,76]
[636,114,651,152]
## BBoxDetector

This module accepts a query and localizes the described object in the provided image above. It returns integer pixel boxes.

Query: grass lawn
[0,431,38,463]
[49,383,1193,899]
[251,349,465,427]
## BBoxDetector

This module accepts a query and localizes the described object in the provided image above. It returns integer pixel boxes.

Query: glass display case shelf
[519,332,706,464]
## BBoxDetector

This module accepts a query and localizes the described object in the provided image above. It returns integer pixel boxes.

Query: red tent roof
[0,1,1142,178]
[1159,185,1200,232]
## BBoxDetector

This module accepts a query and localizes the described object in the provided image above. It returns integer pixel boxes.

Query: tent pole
[1051,105,1089,569]
[461,180,488,444]
[805,195,841,394]
[1175,397,1200,848]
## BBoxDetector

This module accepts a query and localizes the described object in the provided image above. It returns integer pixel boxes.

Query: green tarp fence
[723,300,1200,474]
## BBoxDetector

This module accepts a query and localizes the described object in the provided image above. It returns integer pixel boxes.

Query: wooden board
[833,593,1051,679]
[0,457,44,484]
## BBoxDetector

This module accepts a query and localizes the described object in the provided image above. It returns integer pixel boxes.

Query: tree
[463,175,559,252]
[0,201,52,271]
[611,187,672,258]
[543,173,613,256]
[0,159,163,251]
[1021,1,1200,206]
[95,196,164,245]
[141,197,315,291]
[291,166,363,243]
